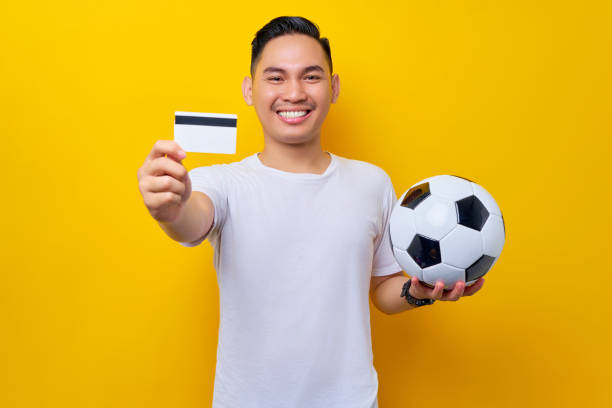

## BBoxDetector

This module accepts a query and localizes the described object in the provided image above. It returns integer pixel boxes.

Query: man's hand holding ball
[409,276,485,302]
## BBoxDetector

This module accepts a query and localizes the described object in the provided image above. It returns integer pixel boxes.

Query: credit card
[174,111,237,154]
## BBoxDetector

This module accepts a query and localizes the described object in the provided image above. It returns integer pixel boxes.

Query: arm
[370,272,418,315]
[158,191,214,244]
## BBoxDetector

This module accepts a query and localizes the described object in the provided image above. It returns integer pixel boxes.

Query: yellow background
[2,1,610,407]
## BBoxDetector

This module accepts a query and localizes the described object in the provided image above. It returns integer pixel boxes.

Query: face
[242,34,340,146]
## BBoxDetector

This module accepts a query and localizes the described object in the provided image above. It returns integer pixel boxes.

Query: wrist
[401,279,436,307]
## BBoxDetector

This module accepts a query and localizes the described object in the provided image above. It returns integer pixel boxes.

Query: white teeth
[278,110,308,118]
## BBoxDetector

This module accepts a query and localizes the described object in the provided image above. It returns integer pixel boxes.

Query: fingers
[410,277,470,302]
[147,156,188,180]
[146,140,186,162]
[138,156,189,200]
[440,280,465,301]
[463,278,485,296]
[430,280,446,300]
[138,141,188,184]
[143,191,183,210]
[144,175,186,195]
[409,277,438,300]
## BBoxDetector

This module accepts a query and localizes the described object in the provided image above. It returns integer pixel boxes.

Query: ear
[242,76,253,106]
[331,73,340,104]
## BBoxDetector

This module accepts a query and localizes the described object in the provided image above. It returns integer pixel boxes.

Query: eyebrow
[262,65,325,75]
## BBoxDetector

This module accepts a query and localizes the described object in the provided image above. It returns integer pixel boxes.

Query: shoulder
[334,154,393,186]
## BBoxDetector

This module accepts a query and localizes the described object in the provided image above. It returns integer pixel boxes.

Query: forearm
[371,276,419,314]
[158,192,213,243]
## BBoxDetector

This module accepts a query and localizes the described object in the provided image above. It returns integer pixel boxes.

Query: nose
[282,78,307,102]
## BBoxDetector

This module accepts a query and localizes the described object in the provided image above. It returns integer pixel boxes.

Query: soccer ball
[389,175,505,290]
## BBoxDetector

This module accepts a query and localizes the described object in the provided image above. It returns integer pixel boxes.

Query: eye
[305,75,321,81]
[267,76,282,82]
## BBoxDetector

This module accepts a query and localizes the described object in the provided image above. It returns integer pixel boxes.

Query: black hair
[250,16,333,76]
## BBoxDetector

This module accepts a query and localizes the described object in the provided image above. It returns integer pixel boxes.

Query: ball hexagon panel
[481,214,505,258]
[421,263,465,290]
[456,195,489,231]
[440,225,483,269]
[428,175,474,201]
[400,182,430,210]
[471,182,501,216]
[413,195,458,240]
[466,255,496,282]
[392,246,423,280]
[389,206,417,251]
[407,234,441,269]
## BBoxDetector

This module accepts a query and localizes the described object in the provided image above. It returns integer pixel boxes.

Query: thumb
[184,172,192,193]
[409,276,422,298]
[410,277,432,300]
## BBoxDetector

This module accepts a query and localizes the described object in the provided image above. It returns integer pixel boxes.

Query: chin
[272,132,316,145]
[281,135,314,145]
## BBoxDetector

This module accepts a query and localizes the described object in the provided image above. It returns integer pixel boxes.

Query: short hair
[250,16,333,76]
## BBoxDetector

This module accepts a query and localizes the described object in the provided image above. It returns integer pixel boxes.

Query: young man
[137,16,483,408]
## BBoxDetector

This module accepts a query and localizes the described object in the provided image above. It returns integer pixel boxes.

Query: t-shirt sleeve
[179,165,228,247]
[371,175,403,276]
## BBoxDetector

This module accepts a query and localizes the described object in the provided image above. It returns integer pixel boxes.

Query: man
[137,16,483,408]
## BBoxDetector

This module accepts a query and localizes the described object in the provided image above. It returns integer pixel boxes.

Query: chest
[226,181,380,255]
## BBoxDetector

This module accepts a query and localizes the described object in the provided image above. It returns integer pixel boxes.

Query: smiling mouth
[276,110,311,118]
[275,109,314,124]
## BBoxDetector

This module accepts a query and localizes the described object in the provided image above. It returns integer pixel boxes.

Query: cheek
[259,85,278,98]
[252,85,276,109]
[254,97,273,115]
[313,91,332,110]
[311,85,332,103]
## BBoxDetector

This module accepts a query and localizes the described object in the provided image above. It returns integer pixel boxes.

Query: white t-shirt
[180,151,402,408]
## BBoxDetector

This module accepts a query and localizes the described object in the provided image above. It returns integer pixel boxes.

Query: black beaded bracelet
[400,280,436,307]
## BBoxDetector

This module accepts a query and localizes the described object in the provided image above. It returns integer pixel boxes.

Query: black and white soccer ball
[389,175,505,290]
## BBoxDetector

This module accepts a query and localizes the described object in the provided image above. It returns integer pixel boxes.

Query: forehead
[256,34,329,74]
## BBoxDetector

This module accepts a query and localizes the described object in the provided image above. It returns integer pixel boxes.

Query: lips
[275,109,313,124]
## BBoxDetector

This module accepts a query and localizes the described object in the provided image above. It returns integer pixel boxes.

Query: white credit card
[174,111,237,154]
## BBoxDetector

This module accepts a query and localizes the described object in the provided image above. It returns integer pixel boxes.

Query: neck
[258,133,331,174]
